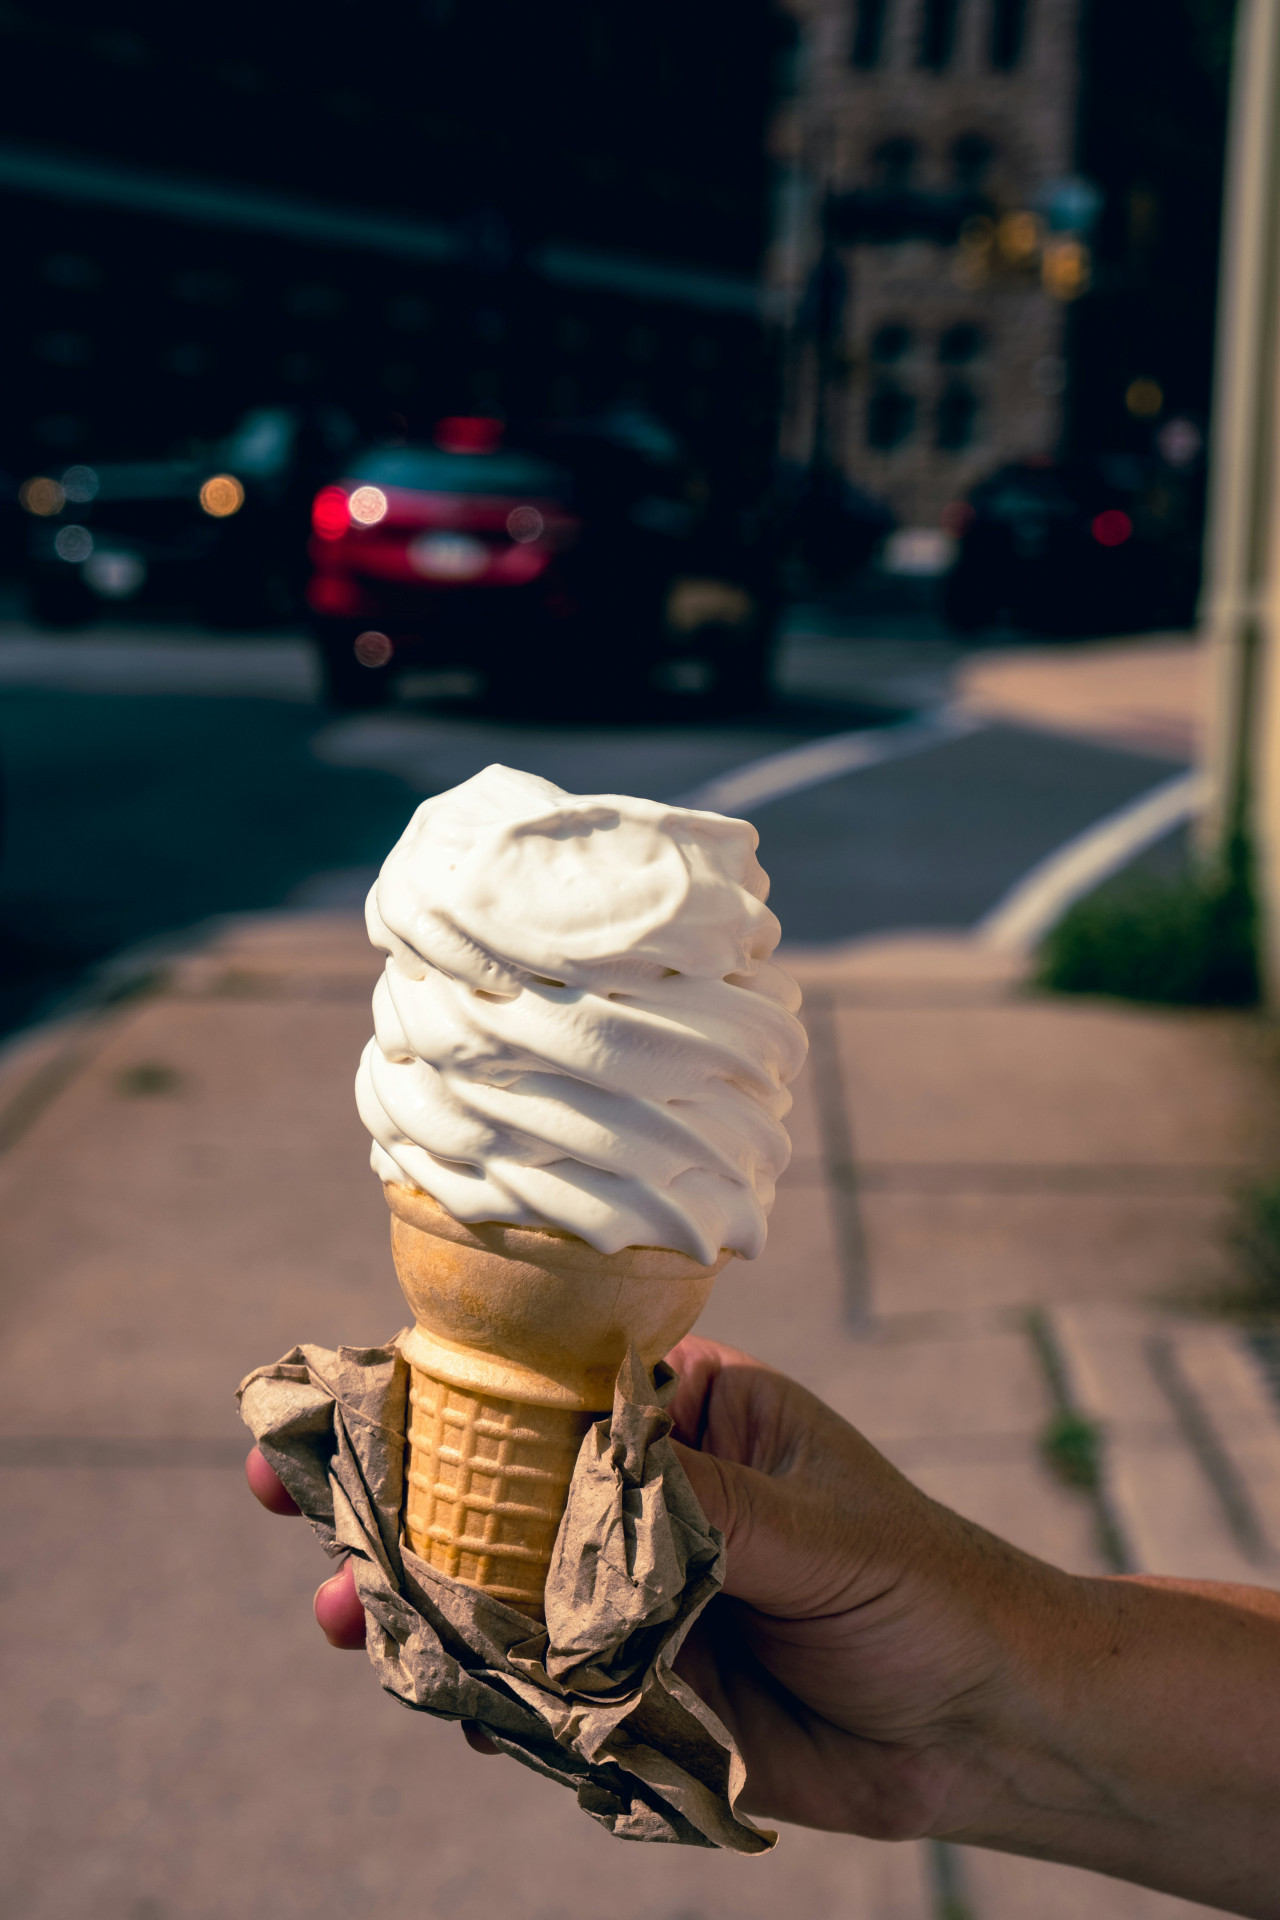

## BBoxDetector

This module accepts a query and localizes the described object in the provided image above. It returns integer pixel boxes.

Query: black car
[19,405,355,627]
[306,410,781,711]
[943,454,1204,637]
[775,461,896,588]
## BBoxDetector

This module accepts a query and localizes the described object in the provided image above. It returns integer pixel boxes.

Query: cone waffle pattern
[404,1363,595,1617]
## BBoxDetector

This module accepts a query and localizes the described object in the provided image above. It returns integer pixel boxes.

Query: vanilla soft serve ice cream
[356,764,807,1265]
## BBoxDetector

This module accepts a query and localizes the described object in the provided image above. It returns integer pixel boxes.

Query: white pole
[1200,0,1280,996]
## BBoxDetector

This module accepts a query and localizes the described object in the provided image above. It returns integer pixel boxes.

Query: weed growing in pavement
[1039,1409,1104,1490]
[1037,831,1258,1007]
[1225,1176,1280,1318]
[1218,1180,1280,1411]
[115,1062,184,1097]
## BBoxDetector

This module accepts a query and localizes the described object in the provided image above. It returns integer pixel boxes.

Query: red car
[306,415,777,709]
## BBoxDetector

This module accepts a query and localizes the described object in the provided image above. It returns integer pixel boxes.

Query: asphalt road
[0,620,1185,1040]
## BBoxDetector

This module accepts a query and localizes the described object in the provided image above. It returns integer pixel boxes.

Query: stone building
[770,0,1086,531]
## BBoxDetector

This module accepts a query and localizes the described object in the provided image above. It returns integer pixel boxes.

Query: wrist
[933,1571,1280,1916]
[926,1563,1127,1849]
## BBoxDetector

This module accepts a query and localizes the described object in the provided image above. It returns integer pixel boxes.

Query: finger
[245,1446,301,1516]
[461,1721,500,1756]
[670,1403,910,1623]
[664,1335,772,1451]
[314,1561,366,1649]
[671,1438,841,1616]
[669,1438,762,1578]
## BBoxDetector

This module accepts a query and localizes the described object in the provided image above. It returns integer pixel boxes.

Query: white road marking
[676,707,984,816]
[975,769,1209,955]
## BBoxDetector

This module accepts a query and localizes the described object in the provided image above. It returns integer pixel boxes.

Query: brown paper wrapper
[237,1337,775,1853]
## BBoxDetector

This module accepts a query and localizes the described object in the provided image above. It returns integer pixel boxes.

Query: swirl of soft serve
[356,764,808,1265]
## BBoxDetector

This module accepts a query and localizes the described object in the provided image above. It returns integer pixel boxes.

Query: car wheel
[942,567,998,634]
[316,625,394,709]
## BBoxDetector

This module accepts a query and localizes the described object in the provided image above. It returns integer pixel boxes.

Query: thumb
[671,1438,821,1616]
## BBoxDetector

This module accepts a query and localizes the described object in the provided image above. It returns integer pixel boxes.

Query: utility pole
[1200,0,1280,997]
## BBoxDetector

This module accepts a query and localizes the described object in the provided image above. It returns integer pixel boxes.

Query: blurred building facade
[770,0,1087,528]
[0,1,784,490]
[1071,0,1233,466]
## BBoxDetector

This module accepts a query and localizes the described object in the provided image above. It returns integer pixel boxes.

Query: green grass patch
[1227,1176,1280,1318]
[1040,1409,1103,1490]
[1037,837,1258,1007]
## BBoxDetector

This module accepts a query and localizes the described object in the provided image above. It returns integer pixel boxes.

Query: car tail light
[307,573,359,614]
[940,500,975,536]
[312,486,349,540]
[433,416,504,454]
[1091,509,1133,548]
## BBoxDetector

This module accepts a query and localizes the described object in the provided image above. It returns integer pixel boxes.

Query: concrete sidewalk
[3,907,1280,1920]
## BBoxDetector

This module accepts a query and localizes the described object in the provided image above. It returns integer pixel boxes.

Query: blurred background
[0,0,1240,1039]
[8,5,1280,1920]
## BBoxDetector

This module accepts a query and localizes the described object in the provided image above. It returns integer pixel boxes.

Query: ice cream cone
[386,1181,733,1619]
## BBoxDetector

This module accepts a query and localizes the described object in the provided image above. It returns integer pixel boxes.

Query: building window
[871,322,913,364]
[387,294,435,334]
[991,0,1028,69]
[871,136,919,189]
[868,382,916,449]
[41,253,101,292]
[936,382,979,449]
[939,322,984,364]
[172,268,240,306]
[951,134,995,189]
[851,0,889,69]
[284,283,346,322]
[623,324,659,362]
[36,331,93,367]
[919,0,960,70]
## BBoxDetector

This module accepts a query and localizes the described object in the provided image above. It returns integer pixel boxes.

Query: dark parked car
[943,454,1204,637]
[776,461,895,588]
[306,412,780,710]
[19,405,355,627]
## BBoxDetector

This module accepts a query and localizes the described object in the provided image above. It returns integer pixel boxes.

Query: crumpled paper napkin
[237,1337,774,1853]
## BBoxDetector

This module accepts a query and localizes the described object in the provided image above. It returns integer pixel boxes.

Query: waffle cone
[403,1370,594,1615]
[385,1182,733,1618]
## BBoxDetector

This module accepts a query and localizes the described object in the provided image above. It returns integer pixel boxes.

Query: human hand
[246,1339,1280,1913]
[243,1445,367,1650]
[242,1338,1072,1821]
[665,1337,1280,1919]
[662,1334,1072,1840]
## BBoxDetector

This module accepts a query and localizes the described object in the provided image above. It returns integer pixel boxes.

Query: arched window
[919,0,960,71]
[868,383,916,449]
[939,322,984,365]
[871,322,913,364]
[991,0,1028,69]
[936,382,979,450]
[951,134,995,190]
[851,0,889,69]
[871,136,919,190]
